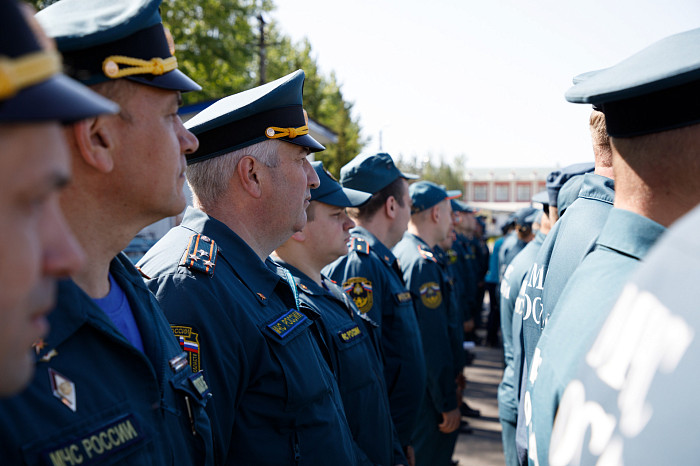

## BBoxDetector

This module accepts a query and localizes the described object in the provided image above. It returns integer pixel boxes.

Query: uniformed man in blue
[498,192,550,466]
[0,0,215,464]
[273,161,409,466]
[324,152,426,465]
[0,0,117,397]
[551,203,700,466]
[514,161,599,462]
[393,181,461,466]
[139,70,363,465]
[500,206,537,270]
[525,27,700,465]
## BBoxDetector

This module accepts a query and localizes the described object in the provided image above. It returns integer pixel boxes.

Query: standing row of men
[0,0,485,464]
[497,25,700,466]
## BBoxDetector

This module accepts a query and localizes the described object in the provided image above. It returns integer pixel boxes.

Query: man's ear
[385,195,397,220]
[72,117,115,173]
[431,204,441,223]
[237,155,263,198]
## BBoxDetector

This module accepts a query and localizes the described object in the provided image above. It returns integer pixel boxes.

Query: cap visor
[316,186,371,207]
[0,73,118,122]
[282,133,325,153]
[128,69,202,93]
[401,172,419,180]
[446,190,462,200]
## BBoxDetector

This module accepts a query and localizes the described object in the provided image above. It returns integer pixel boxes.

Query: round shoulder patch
[419,282,442,309]
[342,277,373,314]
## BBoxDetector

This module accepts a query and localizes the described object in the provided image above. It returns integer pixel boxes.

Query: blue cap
[185,70,324,164]
[557,174,586,217]
[532,190,549,206]
[36,0,200,92]
[311,161,371,207]
[340,152,418,194]
[513,206,538,226]
[451,199,476,213]
[566,27,700,137]
[409,181,461,214]
[546,162,594,206]
[0,0,118,122]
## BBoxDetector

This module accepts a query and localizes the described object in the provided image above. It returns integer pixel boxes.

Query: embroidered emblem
[417,245,437,262]
[338,324,362,343]
[179,234,218,276]
[41,414,144,465]
[342,277,373,314]
[267,309,308,338]
[419,282,442,309]
[395,291,412,304]
[171,325,201,372]
[49,368,77,412]
[447,248,458,265]
[350,237,369,255]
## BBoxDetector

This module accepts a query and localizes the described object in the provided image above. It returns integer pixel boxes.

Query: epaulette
[417,244,437,262]
[349,237,370,255]
[180,234,218,276]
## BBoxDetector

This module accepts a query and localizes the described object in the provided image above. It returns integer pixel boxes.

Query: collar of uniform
[433,245,447,265]
[533,229,547,246]
[596,207,666,260]
[404,231,432,250]
[576,173,615,205]
[350,225,397,266]
[40,255,146,360]
[271,258,332,298]
[179,207,281,303]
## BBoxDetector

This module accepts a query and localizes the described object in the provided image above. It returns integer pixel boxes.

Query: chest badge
[342,277,373,314]
[419,282,443,309]
[171,325,201,372]
[49,368,76,412]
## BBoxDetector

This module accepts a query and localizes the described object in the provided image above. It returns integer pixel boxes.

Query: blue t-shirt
[93,273,145,352]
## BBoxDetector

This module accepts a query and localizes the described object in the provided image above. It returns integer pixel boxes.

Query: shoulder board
[349,237,370,255]
[417,245,437,262]
[179,234,218,276]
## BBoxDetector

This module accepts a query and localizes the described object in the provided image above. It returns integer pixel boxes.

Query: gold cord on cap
[265,124,309,139]
[0,50,61,99]
[102,55,177,79]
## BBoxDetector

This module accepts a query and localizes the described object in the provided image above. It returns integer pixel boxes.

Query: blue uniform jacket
[0,254,213,465]
[393,233,457,416]
[498,231,545,424]
[498,232,520,280]
[526,208,665,466]
[323,226,426,447]
[279,261,407,466]
[434,246,465,376]
[454,234,479,321]
[138,208,359,466]
[551,204,700,465]
[521,173,615,376]
[485,236,505,284]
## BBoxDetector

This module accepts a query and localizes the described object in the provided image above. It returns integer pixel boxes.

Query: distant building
[463,167,554,236]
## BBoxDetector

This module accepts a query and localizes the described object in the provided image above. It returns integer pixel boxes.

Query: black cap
[0,0,118,122]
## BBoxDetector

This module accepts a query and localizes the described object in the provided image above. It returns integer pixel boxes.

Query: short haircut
[346,176,406,221]
[187,139,281,209]
[590,110,612,168]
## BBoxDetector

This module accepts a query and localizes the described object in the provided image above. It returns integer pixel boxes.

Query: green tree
[397,155,466,192]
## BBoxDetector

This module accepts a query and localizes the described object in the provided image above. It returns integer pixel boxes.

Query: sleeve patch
[267,309,308,338]
[338,324,363,343]
[342,277,373,314]
[419,282,443,309]
[171,325,201,372]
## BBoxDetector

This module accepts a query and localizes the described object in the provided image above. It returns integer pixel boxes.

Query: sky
[271,0,700,169]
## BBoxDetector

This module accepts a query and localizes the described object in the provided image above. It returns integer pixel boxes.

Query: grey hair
[186,139,281,209]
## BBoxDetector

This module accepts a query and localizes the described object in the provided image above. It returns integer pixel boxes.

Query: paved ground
[453,343,505,466]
